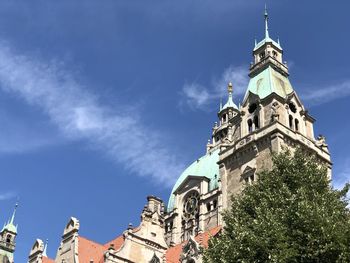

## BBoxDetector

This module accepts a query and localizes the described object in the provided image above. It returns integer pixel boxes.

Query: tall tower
[219,7,332,209]
[0,204,18,263]
[165,7,332,249]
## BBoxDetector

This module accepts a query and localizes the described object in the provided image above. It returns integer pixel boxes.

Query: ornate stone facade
[27,8,331,263]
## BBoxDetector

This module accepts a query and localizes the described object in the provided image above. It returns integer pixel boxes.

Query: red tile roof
[165,226,221,263]
[42,256,55,263]
[103,234,125,251]
[78,236,106,263]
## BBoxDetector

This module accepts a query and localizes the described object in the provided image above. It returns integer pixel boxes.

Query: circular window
[183,192,200,218]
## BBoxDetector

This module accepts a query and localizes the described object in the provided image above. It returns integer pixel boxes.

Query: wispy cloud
[180,65,248,110]
[0,191,16,201]
[301,80,350,106]
[0,41,184,187]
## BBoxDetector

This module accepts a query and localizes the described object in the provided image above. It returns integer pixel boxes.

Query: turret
[0,203,18,263]
[250,6,288,78]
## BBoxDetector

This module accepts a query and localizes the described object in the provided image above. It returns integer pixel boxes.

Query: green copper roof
[167,149,220,211]
[254,5,282,52]
[1,203,18,234]
[221,93,238,111]
[1,222,17,234]
[254,37,282,52]
[244,66,294,101]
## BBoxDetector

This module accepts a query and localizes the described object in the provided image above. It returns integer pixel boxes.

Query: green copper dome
[167,149,220,212]
[244,66,294,101]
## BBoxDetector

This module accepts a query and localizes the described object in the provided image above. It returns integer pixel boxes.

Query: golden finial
[227,82,233,93]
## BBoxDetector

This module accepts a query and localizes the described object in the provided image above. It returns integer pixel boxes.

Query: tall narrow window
[289,115,293,129]
[295,119,299,131]
[248,119,253,133]
[254,115,259,129]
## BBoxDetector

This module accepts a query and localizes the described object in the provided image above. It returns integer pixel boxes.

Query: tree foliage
[204,149,350,263]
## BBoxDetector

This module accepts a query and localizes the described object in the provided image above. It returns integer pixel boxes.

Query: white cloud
[301,80,350,106]
[0,191,16,201]
[0,42,184,187]
[181,65,249,110]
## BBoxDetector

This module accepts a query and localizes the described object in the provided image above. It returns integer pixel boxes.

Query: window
[295,119,299,131]
[213,199,218,209]
[272,50,277,57]
[289,115,293,129]
[206,203,211,212]
[254,115,259,129]
[248,103,257,114]
[248,119,253,133]
[222,114,227,123]
[289,102,297,113]
[259,52,265,60]
[6,234,11,244]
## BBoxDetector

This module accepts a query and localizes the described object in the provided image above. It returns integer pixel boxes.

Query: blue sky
[0,0,349,261]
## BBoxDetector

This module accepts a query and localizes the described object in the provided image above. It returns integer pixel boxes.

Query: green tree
[204,149,350,263]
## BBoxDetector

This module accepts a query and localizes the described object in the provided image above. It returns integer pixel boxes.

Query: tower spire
[264,4,269,39]
[43,239,48,257]
[9,202,18,225]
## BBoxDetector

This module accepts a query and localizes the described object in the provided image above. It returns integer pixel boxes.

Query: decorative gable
[179,236,201,263]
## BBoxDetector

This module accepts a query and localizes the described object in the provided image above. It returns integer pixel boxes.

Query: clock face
[183,192,199,218]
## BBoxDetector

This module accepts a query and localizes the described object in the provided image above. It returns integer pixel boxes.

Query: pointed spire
[254,38,257,47]
[10,202,18,225]
[219,98,223,110]
[277,36,280,45]
[43,239,48,257]
[264,4,269,39]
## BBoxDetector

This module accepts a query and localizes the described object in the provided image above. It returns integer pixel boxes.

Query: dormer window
[289,102,297,113]
[248,103,257,114]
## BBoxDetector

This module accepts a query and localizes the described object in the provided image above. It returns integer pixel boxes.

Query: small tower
[211,82,239,147]
[0,203,18,263]
[250,6,288,78]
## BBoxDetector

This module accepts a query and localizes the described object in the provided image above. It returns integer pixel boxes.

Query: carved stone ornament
[316,134,328,148]
[149,252,161,263]
[180,236,201,263]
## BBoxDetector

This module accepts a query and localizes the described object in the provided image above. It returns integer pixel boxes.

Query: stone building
[27,8,331,263]
[0,204,18,263]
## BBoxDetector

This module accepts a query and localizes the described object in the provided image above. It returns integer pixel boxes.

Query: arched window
[259,52,265,60]
[295,119,299,131]
[254,115,259,129]
[6,234,11,244]
[289,115,293,129]
[248,119,253,133]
